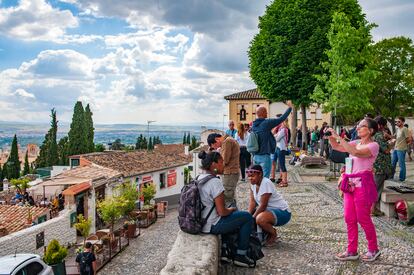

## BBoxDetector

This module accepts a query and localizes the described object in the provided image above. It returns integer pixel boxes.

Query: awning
[62,182,91,196]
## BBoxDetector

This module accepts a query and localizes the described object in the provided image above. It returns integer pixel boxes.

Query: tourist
[319,122,329,158]
[76,242,97,275]
[28,196,35,206]
[244,123,251,133]
[327,118,381,262]
[296,127,302,149]
[310,128,318,155]
[391,117,409,181]
[207,133,240,205]
[247,165,291,246]
[271,117,290,187]
[251,101,292,178]
[235,123,251,182]
[372,116,392,216]
[40,197,50,207]
[404,124,413,161]
[197,150,254,267]
[225,120,238,138]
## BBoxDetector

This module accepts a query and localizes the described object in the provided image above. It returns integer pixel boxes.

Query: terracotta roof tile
[0,205,49,235]
[80,149,192,177]
[62,182,91,196]
[224,88,267,100]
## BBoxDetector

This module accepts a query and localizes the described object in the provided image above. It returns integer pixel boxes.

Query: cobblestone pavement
[99,209,179,275]
[220,163,414,275]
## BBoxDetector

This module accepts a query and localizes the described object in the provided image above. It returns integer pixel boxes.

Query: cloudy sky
[0,0,413,125]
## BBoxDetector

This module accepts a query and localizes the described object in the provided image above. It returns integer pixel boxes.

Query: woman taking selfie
[327,118,380,262]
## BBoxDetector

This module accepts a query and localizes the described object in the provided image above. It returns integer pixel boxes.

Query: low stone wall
[160,230,219,275]
[0,209,77,257]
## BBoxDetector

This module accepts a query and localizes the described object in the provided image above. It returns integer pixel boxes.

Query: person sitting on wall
[247,164,291,247]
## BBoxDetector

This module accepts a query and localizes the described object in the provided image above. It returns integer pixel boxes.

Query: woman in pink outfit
[327,118,381,262]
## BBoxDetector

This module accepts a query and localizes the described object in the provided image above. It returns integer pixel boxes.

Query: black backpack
[178,174,217,234]
[222,233,264,267]
[79,252,92,274]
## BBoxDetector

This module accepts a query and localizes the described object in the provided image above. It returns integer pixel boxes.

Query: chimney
[184,145,189,155]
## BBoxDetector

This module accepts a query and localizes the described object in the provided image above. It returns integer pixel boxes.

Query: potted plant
[116,181,139,238]
[74,214,92,245]
[141,183,156,206]
[97,198,122,235]
[43,239,68,275]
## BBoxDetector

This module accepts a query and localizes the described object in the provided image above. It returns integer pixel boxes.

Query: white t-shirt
[198,173,225,233]
[250,177,289,211]
[236,132,249,147]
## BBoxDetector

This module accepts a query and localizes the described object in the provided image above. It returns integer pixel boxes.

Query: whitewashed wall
[0,210,77,257]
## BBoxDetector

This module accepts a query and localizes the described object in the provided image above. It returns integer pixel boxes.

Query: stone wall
[0,209,77,257]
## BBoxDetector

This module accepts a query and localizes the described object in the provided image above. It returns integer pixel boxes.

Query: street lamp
[147,120,156,150]
[222,114,228,132]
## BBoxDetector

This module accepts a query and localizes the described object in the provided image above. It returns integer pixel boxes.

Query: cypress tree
[5,134,20,179]
[0,164,3,182]
[58,136,69,165]
[48,109,59,166]
[23,151,30,175]
[186,132,191,144]
[84,104,95,153]
[148,137,153,150]
[68,101,87,155]
[142,137,147,149]
[36,131,50,168]
[190,136,198,150]
[183,133,186,144]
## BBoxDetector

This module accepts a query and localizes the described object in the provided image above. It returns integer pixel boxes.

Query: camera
[324,131,332,137]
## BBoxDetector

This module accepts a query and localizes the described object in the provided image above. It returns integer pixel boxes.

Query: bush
[141,184,156,205]
[74,214,92,245]
[43,239,68,265]
[116,181,139,217]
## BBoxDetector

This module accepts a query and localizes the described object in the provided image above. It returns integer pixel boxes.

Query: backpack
[79,252,92,274]
[178,174,217,234]
[247,131,259,154]
[222,232,264,267]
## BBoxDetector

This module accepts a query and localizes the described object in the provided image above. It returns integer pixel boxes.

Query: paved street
[221,160,414,275]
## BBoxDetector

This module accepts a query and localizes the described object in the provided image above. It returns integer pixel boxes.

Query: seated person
[14,191,23,201]
[198,150,254,268]
[40,198,50,207]
[247,164,291,247]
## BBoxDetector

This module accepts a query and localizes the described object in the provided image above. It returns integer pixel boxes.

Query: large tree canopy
[249,0,364,105]
[370,36,414,127]
[313,12,377,126]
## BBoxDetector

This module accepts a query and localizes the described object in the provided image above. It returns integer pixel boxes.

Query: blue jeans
[392,150,406,181]
[210,211,253,253]
[253,154,271,178]
[269,208,291,226]
[275,148,287,172]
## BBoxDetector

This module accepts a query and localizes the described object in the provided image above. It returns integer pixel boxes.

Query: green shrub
[43,239,68,265]
[74,214,92,245]
[141,184,156,205]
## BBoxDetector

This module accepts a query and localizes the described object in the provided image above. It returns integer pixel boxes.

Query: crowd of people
[196,103,412,267]
[6,189,65,211]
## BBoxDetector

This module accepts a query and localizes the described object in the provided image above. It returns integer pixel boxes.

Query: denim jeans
[210,211,253,253]
[253,154,271,178]
[392,150,406,181]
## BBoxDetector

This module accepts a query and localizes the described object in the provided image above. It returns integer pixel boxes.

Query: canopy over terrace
[29,176,91,202]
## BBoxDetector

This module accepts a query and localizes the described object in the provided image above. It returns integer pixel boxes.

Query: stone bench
[380,180,414,218]
[160,230,219,275]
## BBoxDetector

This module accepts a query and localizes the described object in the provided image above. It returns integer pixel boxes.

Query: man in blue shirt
[225,120,238,138]
[252,101,292,178]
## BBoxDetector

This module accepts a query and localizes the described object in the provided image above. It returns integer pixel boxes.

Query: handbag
[329,149,348,164]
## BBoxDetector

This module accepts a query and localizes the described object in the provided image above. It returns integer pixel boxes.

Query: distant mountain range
[0,122,221,148]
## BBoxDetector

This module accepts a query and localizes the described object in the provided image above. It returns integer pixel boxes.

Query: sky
[0,0,413,125]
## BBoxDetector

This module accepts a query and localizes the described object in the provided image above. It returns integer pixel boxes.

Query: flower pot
[126,223,137,238]
[51,261,67,275]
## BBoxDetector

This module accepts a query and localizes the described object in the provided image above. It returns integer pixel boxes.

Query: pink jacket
[340,170,378,204]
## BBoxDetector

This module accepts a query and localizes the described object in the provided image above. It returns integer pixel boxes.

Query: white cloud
[14,88,35,98]
[0,0,78,41]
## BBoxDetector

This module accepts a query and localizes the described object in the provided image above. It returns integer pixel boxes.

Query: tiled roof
[154,144,186,155]
[59,165,121,180]
[80,149,192,177]
[0,205,49,235]
[224,88,267,100]
[62,182,91,196]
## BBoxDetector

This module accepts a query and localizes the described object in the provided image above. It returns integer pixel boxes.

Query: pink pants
[343,187,378,253]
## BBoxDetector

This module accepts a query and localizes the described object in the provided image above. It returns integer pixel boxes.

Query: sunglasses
[395,121,402,124]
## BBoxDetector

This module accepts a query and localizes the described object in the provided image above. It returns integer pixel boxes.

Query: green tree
[84,104,95,153]
[111,139,123,150]
[94,144,105,152]
[0,164,4,191]
[74,214,92,245]
[5,135,20,179]
[190,136,199,151]
[148,137,153,150]
[36,109,59,168]
[136,134,143,149]
[313,12,377,126]
[182,133,187,144]
[97,198,123,234]
[248,0,365,147]
[186,132,191,145]
[57,136,69,165]
[370,36,414,132]
[68,101,87,156]
[23,151,30,176]
[10,178,30,193]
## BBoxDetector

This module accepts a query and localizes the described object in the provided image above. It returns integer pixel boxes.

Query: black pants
[239,147,251,180]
